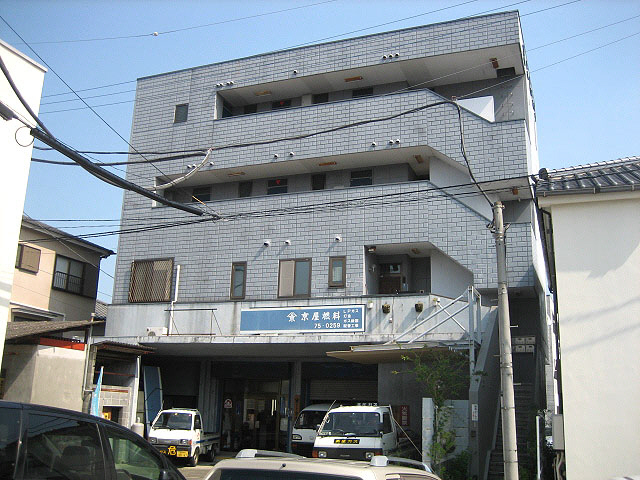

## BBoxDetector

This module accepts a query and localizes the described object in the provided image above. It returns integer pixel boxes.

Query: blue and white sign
[241,305,365,333]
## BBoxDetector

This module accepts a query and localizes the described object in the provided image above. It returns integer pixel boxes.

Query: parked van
[312,405,399,461]
[291,404,332,456]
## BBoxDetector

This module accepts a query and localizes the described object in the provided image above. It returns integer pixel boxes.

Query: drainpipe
[168,265,181,335]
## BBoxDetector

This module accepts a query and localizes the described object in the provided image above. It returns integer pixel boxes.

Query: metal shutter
[309,379,377,403]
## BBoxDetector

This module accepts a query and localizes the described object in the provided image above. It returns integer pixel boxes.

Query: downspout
[168,265,181,335]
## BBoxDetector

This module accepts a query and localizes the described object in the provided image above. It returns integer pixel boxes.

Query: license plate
[177,451,188,458]
[334,439,359,444]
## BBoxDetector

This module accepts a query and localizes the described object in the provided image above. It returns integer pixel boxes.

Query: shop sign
[240,305,365,333]
[400,405,410,426]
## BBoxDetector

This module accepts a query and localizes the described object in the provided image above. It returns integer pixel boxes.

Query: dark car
[0,400,186,480]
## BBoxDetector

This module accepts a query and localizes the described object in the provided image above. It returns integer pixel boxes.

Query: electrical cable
[33,0,526,103]
[21,0,339,45]
[36,0,599,117]
[0,15,216,214]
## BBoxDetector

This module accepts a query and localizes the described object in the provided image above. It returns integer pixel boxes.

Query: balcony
[134,86,529,187]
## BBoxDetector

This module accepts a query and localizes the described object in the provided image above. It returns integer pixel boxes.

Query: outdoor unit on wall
[146,326,168,336]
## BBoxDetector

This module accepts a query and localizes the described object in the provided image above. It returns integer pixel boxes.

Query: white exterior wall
[0,41,46,366]
[539,192,640,480]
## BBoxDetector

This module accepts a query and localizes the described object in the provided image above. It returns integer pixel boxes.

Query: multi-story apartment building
[107,11,549,477]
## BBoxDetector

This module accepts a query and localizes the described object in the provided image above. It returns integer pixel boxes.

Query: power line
[36,0,598,116]
[34,0,523,101]
[21,0,339,45]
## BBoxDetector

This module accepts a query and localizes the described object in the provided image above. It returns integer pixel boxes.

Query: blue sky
[2,0,639,303]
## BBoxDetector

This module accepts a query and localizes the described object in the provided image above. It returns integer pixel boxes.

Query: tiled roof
[536,156,640,197]
[5,320,104,340]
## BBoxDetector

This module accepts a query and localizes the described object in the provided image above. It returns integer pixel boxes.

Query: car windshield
[318,412,381,437]
[152,412,192,430]
[294,410,328,430]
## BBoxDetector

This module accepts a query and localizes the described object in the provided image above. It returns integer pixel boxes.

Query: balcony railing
[53,271,83,294]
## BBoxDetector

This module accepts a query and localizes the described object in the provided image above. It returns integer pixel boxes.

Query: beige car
[204,449,441,480]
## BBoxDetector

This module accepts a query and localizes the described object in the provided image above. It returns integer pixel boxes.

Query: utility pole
[492,201,519,480]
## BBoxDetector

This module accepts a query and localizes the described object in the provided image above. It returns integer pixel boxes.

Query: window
[230,262,247,299]
[222,100,234,118]
[238,181,253,198]
[312,93,329,104]
[243,104,257,114]
[129,258,174,303]
[267,178,288,195]
[15,244,41,273]
[272,99,291,110]
[53,255,88,295]
[352,87,374,98]
[0,406,20,479]
[191,186,211,202]
[24,413,105,480]
[350,169,372,187]
[174,104,188,123]
[278,259,311,298]
[329,257,346,288]
[104,425,164,480]
[311,174,326,191]
[497,67,516,77]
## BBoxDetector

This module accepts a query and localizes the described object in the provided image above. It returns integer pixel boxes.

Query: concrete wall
[538,192,640,480]
[430,250,474,300]
[2,344,85,411]
[0,41,45,365]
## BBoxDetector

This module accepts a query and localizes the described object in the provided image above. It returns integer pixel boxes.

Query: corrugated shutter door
[309,379,377,403]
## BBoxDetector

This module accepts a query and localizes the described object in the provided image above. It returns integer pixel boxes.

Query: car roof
[327,405,390,413]
[207,451,439,480]
[0,400,135,433]
[212,457,437,478]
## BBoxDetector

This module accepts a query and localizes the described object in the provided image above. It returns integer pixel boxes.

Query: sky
[2,0,639,303]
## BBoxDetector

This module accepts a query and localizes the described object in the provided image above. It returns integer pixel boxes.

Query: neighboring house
[536,157,640,480]
[106,12,550,478]
[0,40,46,364]
[1,216,113,412]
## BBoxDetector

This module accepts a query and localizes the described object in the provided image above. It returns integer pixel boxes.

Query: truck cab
[312,405,398,461]
[291,404,332,456]
[148,408,220,466]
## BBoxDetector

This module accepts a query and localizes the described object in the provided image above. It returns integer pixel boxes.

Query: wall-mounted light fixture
[388,140,394,145]
[415,302,424,313]
[284,239,291,245]
[394,139,401,144]
[371,142,377,147]
[273,154,279,159]
[263,240,272,247]
[293,70,298,74]
[334,235,342,242]
[382,304,391,314]
[288,152,295,156]
[490,58,499,69]
[366,245,376,253]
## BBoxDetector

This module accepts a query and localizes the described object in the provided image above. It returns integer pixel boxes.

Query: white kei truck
[312,405,399,461]
[148,408,220,466]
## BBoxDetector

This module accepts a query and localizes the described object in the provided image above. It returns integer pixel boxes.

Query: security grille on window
[328,256,346,288]
[267,178,288,195]
[15,244,41,273]
[174,104,188,123]
[53,255,85,295]
[278,259,311,298]
[350,169,372,187]
[129,258,174,303]
[230,262,247,299]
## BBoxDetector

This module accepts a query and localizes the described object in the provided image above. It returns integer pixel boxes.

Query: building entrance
[221,378,288,451]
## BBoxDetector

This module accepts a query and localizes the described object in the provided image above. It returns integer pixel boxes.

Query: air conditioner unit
[146,327,168,336]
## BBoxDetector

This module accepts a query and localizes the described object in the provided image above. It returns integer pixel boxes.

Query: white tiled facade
[108,11,546,478]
